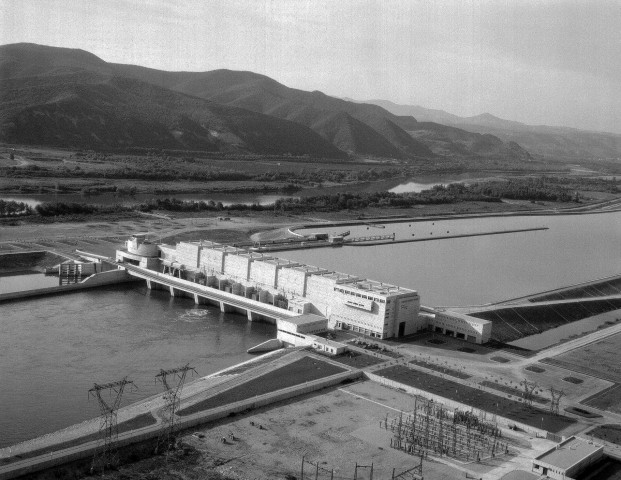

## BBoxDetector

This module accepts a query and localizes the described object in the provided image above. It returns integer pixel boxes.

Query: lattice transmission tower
[521,380,539,409]
[155,364,197,453]
[88,377,137,474]
[549,387,565,416]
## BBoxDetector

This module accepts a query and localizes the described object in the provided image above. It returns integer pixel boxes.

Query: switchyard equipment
[88,377,137,474]
[383,398,508,463]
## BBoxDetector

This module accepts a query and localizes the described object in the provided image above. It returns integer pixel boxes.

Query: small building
[420,309,491,344]
[531,436,604,480]
[116,234,160,269]
[277,314,328,346]
[276,314,347,354]
[307,335,347,355]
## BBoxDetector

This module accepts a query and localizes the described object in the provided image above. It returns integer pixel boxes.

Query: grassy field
[324,351,386,369]
[409,358,471,379]
[374,365,576,433]
[589,424,621,446]
[580,384,621,414]
[178,357,347,416]
[480,381,549,404]
[544,332,621,383]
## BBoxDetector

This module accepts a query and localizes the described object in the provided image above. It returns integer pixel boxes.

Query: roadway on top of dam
[121,263,298,321]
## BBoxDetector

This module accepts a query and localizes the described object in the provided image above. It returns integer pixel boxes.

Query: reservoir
[292,211,621,306]
[1,210,620,448]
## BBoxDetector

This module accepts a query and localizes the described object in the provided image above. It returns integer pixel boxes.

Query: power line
[88,377,137,475]
[155,363,197,454]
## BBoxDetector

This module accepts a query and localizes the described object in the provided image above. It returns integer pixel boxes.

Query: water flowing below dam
[0,284,275,448]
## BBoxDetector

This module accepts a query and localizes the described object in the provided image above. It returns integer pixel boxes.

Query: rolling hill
[0,43,345,157]
[110,66,433,159]
[0,43,534,161]
[368,99,621,160]
[113,65,535,161]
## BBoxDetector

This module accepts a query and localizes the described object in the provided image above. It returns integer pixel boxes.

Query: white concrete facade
[155,241,422,339]
[115,239,501,342]
[276,314,347,354]
[421,310,492,344]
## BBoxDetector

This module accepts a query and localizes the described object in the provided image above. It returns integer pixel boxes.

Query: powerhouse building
[117,238,491,342]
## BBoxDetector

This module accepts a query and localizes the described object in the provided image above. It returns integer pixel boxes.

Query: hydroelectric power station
[116,234,492,344]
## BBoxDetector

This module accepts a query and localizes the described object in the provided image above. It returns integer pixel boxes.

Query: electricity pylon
[155,364,197,453]
[549,387,565,416]
[89,377,137,474]
[521,380,538,409]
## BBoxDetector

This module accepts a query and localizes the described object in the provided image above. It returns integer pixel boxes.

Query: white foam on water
[178,309,211,322]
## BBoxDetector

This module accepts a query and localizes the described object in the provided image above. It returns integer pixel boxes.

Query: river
[0,285,275,448]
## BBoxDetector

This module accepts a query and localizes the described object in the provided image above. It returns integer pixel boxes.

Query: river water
[1,210,620,448]
[0,285,275,448]
[0,271,60,294]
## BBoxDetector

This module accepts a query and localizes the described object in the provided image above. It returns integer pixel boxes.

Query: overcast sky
[2,0,620,133]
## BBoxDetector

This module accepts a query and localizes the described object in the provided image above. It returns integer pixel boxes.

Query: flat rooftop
[343,279,417,296]
[288,264,329,274]
[212,245,247,254]
[315,271,359,283]
[535,437,603,469]
[261,258,300,267]
[200,241,222,248]
[237,252,272,260]
[279,314,328,326]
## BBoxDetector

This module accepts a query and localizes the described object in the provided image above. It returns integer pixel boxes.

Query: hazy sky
[2,0,620,133]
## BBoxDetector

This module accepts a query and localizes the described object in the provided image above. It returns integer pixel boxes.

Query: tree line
[0,200,33,217]
[15,176,599,218]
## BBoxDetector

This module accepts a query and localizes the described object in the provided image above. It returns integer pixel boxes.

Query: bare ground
[97,381,550,480]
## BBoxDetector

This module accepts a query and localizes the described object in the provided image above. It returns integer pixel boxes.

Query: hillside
[0,43,345,157]
[0,43,536,162]
[402,121,531,160]
[368,99,621,160]
[111,66,433,159]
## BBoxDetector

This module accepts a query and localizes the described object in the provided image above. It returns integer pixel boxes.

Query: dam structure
[116,234,491,343]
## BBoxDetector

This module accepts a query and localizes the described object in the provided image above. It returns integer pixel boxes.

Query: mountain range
[2,43,617,162]
[367,99,621,160]
[0,43,530,161]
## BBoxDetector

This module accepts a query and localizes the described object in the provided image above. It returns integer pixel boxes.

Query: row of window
[337,322,383,338]
[334,288,386,303]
